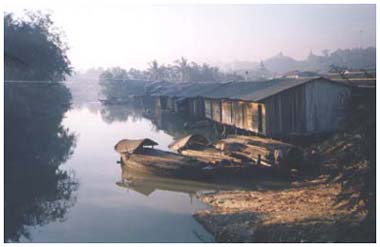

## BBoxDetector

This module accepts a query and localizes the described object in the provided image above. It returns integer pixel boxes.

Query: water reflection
[4,83,78,242]
[116,165,244,197]
[8,103,216,243]
[98,98,218,141]
[5,94,285,242]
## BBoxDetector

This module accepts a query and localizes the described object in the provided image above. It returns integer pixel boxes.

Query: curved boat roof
[114,138,158,154]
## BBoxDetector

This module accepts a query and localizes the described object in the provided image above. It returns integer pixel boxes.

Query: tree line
[100,57,243,83]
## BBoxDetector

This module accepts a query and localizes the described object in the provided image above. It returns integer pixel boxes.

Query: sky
[4,1,377,70]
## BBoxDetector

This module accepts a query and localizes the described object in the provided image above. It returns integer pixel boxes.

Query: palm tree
[148,60,160,81]
[174,57,189,83]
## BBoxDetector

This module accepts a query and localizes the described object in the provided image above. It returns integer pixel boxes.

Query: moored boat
[115,138,213,179]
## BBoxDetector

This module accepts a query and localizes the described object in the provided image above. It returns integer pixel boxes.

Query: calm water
[5,99,262,242]
[10,103,220,242]
[5,95,286,242]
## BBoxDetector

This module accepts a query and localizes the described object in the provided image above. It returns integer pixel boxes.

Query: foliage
[314,87,375,241]
[339,88,375,240]
[4,11,72,81]
[99,57,243,83]
[4,11,77,242]
[99,67,147,100]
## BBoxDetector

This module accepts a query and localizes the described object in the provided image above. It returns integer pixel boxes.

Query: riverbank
[194,130,375,243]
[194,180,365,242]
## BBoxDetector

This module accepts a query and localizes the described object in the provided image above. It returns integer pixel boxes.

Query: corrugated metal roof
[204,77,336,102]
[176,83,224,97]
[145,81,173,96]
[160,83,195,97]
[146,77,350,102]
[152,82,225,98]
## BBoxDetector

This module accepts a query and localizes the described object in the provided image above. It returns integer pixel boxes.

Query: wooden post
[257,154,261,166]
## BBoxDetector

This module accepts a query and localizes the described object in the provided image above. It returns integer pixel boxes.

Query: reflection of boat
[115,138,212,179]
[116,165,243,196]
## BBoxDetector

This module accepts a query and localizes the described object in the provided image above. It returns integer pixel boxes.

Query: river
[4,101,223,243]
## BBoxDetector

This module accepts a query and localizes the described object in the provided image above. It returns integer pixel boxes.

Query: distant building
[202,77,352,137]
[284,70,321,79]
[153,82,223,118]
[150,77,355,138]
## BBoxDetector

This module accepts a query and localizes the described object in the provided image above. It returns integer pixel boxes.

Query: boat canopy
[115,138,158,154]
[169,134,209,152]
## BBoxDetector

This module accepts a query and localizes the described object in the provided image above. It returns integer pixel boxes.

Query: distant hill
[220,47,376,76]
[263,52,302,75]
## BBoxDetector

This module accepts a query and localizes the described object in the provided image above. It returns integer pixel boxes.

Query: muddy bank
[194,179,368,242]
[193,131,374,242]
[193,89,376,242]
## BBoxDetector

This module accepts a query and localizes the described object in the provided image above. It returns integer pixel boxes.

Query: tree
[99,57,244,85]
[147,60,161,81]
[4,12,72,81]
[99,67,147,101]
[174,57,189,83]
[322,49,330,57]
[4,11,77,242]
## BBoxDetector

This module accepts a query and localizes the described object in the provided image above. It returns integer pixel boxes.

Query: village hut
[153,83,194,112]
[169,134,209,152]
[114,138,158,154]
[203,77,352,137]
[153,82,224,118]
[174,83,224,118]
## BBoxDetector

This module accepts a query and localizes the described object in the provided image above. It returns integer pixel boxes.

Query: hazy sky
[4,1,376,70]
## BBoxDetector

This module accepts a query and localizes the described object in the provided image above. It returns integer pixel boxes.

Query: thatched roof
[169,134,209,152]
[114,138,158,154]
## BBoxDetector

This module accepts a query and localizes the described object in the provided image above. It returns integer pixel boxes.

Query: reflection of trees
[150,109,218,141]
[5,84,78,242]
[100,103,147,124]
[5,10,78,242]
[99,99,218,141]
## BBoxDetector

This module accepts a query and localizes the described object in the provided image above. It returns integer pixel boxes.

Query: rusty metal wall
[204,99,212,119]
[304,79,351,133]
[262,79,350,137]
[221,100,233,125]
[262,85,306,137]
[212,99,222,122]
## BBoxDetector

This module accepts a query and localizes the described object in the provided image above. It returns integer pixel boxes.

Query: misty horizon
[4,3,376,70]
[71,46,376,74]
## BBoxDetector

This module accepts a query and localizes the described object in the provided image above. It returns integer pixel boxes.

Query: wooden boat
[168,134,301,177]
[115,138,212,179]
[115,138,158,154]
[213,135,303,169]
[169,134,209,152]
